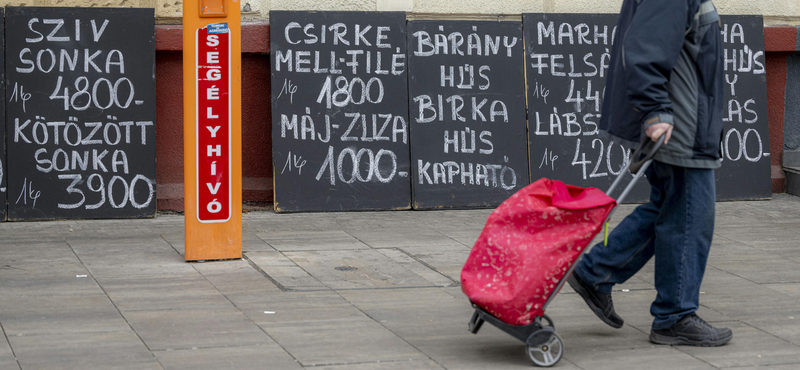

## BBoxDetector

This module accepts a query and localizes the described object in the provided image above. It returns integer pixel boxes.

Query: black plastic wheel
[526,332,563,367]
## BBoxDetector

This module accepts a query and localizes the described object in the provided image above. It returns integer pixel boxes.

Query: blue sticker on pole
[207,23,230,34]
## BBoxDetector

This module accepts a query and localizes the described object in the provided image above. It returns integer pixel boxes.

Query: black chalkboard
[715,15,772,200]
[5,7,156,220]
[270,11,411,212]
[0,8,5,221]
[524,13,650,203]
[407,21,529,209]
[523,13,772,202]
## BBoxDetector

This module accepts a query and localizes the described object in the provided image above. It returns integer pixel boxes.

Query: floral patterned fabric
[461,178,616,326]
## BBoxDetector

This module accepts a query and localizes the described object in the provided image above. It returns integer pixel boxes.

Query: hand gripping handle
[628,134,666,175]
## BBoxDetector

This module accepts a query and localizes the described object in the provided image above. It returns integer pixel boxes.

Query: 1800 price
[50,76,136,111]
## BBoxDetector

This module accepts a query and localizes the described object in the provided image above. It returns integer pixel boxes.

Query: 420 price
[50,76,137,111]
[571,138,633,180]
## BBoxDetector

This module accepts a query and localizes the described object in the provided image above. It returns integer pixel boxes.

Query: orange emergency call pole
[183,0,242,261]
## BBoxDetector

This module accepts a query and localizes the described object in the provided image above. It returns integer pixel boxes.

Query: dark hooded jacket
[600,0,724,169]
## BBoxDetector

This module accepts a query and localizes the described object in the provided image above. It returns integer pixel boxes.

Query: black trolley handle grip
[605,133,666,203]
[629,134,666,175]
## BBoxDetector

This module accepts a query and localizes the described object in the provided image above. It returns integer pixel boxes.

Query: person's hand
[646,122,672,145]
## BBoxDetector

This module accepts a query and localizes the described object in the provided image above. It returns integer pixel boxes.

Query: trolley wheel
[526,332,563,367]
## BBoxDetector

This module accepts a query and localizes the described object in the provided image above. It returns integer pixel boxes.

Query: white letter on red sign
[207,107,219,119]
[207,85,219,100]
[207,126,221,137]
[206,34,219,47]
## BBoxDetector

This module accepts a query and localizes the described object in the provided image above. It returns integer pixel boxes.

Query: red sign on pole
[196,25,231,223]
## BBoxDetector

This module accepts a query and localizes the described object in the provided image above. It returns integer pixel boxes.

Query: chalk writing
[5,8,156,219]
[271,11,411,212]
[524,13,772,202]
[281,151,307,175]
[714,16,772,199]
[525,14,649,202]
[278,78,298,103]
[408,21,528,209]
[15,178,41,209]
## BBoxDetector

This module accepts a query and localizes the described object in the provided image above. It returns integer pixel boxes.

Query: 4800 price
[50,76,136,111]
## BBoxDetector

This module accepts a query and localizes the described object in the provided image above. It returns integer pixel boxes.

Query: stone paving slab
[566,346,717,370]
[0,270,104,298]
[763,282,800,297]
[260,318,430,367]
[336,288,473,339]
[158,232,186,253]
[154,343,303,370]
[243,251,328,291]
[1,242,83,269]
[0,294,130,336]
[191,259,283,299]
[404,333,556,370]
[709,256,800,284]
[374,248,458,287]
[742,316,800,346]
[0,356,19,370]
[1,195,800,369]
[309,359,445,370]
[0,331,18,370]
[283,249,439,289]
[256,230,370,251]
[344,227,464,249]
[122,308,274,351]
[99,275,235,312]
[243,290,366,325]
[391,245,471,283]
[9,331,160,370]
[437,229,482,247]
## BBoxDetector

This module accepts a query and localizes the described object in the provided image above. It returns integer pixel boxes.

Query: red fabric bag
[461,178,617,326]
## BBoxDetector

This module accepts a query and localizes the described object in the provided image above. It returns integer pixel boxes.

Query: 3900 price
[58,173,154,210]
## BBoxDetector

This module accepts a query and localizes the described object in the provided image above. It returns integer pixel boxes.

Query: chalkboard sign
[523,13,772,202]
[715,15,771,200]
[0,8,5,221]
[5,7,156,220]
[270,11,411,212]
[523,13,650,203]
[408,21,529,209]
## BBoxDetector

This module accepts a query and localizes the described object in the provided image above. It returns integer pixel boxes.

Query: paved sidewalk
[1,195,800,369]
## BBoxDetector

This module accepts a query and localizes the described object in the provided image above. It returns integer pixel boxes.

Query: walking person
[567,0,733,346]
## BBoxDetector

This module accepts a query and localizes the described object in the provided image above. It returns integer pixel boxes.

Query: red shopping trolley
[462,136,664,366]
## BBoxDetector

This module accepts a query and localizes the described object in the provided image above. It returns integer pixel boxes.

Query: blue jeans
[573,161,716,330]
